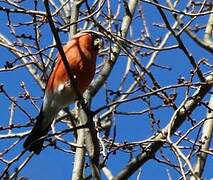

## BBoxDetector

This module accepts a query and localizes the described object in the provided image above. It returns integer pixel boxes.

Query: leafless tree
[0,0,212,179]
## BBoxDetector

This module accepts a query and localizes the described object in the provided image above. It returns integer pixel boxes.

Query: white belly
[40,83,77,129]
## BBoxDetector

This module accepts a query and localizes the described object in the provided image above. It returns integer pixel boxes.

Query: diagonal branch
[85,0,139,99]
[152,0,205,82]
[44,0,87,110]
[190,95,213,180]
[113,73,213,179]
[0,33,45,89]
[167,1,213,53]
[44,1,100,179]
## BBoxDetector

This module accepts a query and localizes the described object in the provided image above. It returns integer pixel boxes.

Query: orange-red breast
[23,32,103,154]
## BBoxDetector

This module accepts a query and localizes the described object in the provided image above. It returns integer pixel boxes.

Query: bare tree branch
[113,73,213,179]
[190,95,213,179]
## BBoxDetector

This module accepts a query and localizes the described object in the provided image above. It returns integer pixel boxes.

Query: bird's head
[91,32,104,52]
[72,31,104,53]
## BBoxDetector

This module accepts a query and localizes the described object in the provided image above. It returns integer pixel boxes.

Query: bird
[23,32,103,154]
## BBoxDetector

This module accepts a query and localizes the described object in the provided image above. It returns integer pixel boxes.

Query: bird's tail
[23,112,50,155]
